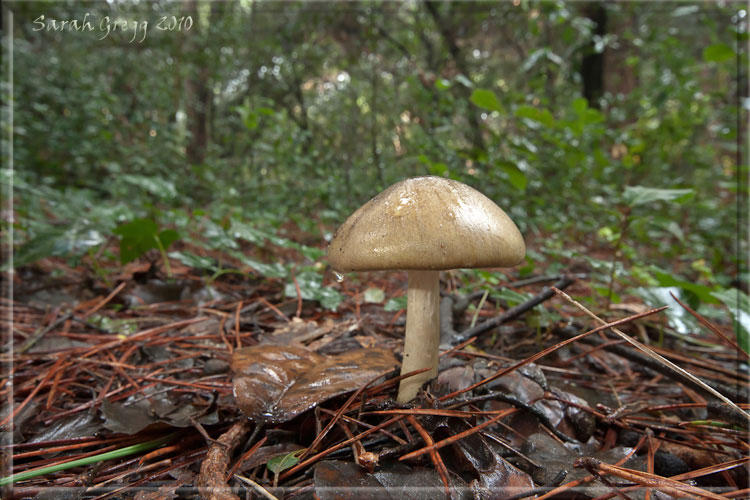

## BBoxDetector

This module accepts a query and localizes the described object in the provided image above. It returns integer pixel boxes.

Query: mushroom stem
[397,270,440,403]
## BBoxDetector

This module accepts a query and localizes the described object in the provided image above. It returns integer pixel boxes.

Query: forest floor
[2,231,749,500]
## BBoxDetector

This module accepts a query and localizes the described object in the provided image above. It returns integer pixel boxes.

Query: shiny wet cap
[327,176,525,272]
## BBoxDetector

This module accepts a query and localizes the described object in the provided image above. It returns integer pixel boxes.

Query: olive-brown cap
[327,176,525,272]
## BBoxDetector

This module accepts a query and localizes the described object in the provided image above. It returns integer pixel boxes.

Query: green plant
[113,218,180,277]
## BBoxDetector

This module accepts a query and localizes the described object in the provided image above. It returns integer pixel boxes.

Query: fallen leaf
[314,460,469,500]
[232,345,398,424]
[437,419,535,500]
[521,433,645,497]
[101,392,218,435]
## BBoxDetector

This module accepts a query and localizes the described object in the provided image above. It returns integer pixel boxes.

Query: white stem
[397,270,440,403]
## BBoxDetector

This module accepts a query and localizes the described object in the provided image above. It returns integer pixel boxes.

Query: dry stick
[533,433,650,500]
[228,435,267,479]
[301,378,373,460]
[593,457,750,500]
[291,271,303,319]
[18,313,72,354]
[576,458,729,500]
[302,370,399,461]
[235,475,280,500]
[439,305,669,402]
[80,281,127,319]
[400,409,515,461]
[406,415,452,497]
[20,281,126,353]
[319,407,407,444]
[449,275,575,346]
[555,327,747,410]
[234,301,243,349]
[79,317,209,358]
[552,287,750,423]
[278,416,403,481]
[90,450,207,500]
[197,419,252,500]
[0,356,65,428]
[669,291,750,359]
[218,316,234,354]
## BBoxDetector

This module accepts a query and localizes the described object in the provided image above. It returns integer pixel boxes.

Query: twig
[575,458,729,500]
[18,313,72,354]
[234,301,243,349]
[555,326,748,416]
[439,305,669,401]
[0,357,65,428]
[301,372,387,460]
[552,287,750,423]
[80,281,127,319]
[443,390,577,443]
[278,416,403,481]
[400,409,513,461]
[228,435,267,479]
[669,291,750,359]
[406,415,452,497]
[235,475,280,500]
[449,276,575,345]
[197,420,251,500]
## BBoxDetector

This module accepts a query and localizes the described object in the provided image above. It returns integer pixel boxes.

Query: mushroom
[327,176,525,403]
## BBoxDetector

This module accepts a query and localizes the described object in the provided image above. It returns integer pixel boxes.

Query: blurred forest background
[2,1,748,344]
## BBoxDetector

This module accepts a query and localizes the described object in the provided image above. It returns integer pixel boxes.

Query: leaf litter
[3,246,749,499]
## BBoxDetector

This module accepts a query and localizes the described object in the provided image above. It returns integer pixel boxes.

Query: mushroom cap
[328,176,525,272]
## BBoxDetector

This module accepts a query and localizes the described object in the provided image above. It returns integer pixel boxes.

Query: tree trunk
[184,0,211,165]
[579,2,607,108]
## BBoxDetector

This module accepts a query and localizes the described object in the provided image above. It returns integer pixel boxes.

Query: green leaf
[317,287,344,311]
[13,228,106,268]
[231,221,266,245]
[428,161,449,177]
[266,449,305,474]
[455,74,473,88]
[168,250,217,271]
[572,97,588,116]
[623,186,694,207]
[384,296,407,312]
[364,287,385,303]
[593,286,621,304]
[435,78,452,90]
[710,288,750,353]
[649,268,718,305]
[284,271,342,310]
[493,289,530,307]
[515,105,555,128]
[632,287,702,335]
[671,5,700,17]
[470,89,503,112]
[702,43,735,63]
[497,161,527,191]
[230,250,287,278]
[114,219,160,264]
[202,220,238,250]
[157,229,180,250]
[0,433,177,487]
[120,175,177,200]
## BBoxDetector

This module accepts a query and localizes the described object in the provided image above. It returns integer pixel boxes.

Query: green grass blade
[0,432,178,487]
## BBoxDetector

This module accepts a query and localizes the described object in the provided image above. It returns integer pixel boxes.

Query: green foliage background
[2,1,747,340]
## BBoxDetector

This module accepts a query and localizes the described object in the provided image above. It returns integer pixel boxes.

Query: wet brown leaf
[101,392,218,434]
[314,460,469,500]
[449,422,535,500]
[232,344,398,424]
[521,433,645,498]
